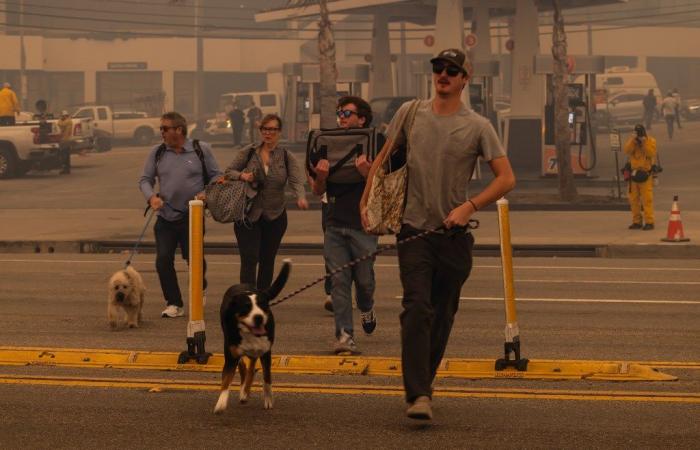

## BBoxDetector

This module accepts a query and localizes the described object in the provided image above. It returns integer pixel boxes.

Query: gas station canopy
[255,0,628,24]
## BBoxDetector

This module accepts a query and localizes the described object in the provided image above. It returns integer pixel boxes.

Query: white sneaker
[334,329,357,354]
[161,305,184,318]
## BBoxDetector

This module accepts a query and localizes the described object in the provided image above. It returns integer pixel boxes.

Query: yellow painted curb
[0,346,680,381]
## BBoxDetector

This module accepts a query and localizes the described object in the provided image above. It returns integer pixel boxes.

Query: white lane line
[395,296,699,305]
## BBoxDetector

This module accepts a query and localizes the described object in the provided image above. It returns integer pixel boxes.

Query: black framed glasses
[159,125,179,132]
[432,61,464,77]
[336,109,358,119]
[260,126,280,133]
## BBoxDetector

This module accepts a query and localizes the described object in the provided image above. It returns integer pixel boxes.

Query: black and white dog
[213,259,291,414]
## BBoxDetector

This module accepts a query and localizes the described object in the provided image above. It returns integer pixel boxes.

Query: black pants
[233,125,243,146]
[321,202,332,296]
[0,116,15,126]
[665,115,675,139]
[59,142,71,173]
[234,211,287,290]
[397,225,474,403]
[154,215,207,307]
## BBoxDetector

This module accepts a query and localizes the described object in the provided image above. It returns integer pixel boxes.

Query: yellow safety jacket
[623,136,656,172]
[0,87,19,117]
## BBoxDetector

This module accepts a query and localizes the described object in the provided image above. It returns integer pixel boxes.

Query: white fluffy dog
[107,265,145,329]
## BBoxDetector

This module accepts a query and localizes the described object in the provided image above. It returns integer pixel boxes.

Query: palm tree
[288,0,338,128]
[552,0,577,201]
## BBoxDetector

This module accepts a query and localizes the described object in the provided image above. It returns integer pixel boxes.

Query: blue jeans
[324,226,378,338]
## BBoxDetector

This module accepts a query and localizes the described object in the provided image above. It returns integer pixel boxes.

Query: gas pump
[282,63,369,143]
[542,79,597,176]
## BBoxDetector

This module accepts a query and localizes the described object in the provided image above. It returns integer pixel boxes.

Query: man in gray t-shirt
[361,48,516,422]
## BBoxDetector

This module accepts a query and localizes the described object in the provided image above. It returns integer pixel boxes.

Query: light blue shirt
[139,139,222,222]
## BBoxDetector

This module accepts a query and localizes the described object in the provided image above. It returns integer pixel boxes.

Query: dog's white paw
[214,390,229,414]
[263,383,273,410]
[239,386,249,404]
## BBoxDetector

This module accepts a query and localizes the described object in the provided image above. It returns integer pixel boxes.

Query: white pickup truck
[15,111,95,154]
[72,106,161,150]
[0,122,63,179]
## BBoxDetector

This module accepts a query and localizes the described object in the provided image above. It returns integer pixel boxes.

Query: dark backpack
[155,139,210,185]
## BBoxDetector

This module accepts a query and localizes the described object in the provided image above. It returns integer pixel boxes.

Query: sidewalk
[1,208,698,258]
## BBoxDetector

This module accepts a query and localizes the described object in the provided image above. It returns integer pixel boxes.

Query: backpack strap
[153,143,167,181]
[192,139,211,185]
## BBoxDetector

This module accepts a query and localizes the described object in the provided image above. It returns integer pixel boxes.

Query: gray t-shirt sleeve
[477,121,506,162]
[384,100,413,148]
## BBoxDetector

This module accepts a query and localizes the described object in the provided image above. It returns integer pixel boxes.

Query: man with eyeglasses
[308,96,381,355]
[139,111,222,318]
[361,49,516,421]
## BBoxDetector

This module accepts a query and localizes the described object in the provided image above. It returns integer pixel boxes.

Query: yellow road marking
[0,346,683,381]
[0,374,698,404]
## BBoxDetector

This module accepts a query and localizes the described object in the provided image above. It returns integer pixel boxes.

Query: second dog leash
[269,219,479,307]
[124,207,156,269]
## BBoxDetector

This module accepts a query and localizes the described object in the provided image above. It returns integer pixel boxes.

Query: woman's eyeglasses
[431,62,464,77]
[260,127,280,133]
[336,109,358,119]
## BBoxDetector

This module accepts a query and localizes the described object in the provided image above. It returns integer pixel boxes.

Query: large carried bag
[365,100,421,235]
[205,147,257,224]
[306,127,379,184]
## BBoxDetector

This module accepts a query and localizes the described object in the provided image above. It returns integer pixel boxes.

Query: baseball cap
[61,110,69,116]
[430,48,469,75]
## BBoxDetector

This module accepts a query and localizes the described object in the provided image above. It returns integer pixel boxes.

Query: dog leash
[124,207,156,269]
[269,219,479,307]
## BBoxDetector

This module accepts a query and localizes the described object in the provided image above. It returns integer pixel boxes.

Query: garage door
[97,72,163,116]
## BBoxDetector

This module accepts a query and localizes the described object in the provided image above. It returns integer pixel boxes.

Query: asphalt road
[1,254,698,448]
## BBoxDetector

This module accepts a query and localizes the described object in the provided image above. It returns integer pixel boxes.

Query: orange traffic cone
[661,195,690,242]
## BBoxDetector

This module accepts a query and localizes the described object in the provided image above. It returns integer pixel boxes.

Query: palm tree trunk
[552,0,577,201]
[318,0,338,129]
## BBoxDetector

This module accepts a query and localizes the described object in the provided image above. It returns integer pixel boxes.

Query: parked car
[0,121,63,178]
[72,105,161,150]
[16,111,94,154]
[218,91,282,127]
[189,113,235,143]
[681,98,700,121]
[592,92,661,129]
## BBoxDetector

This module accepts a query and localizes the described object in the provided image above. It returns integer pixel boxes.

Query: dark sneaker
[628,223,643,230]
[334,330,357,354]
[406,396,433,420]
[324,295,334,313]
[360,309,377,335]
[643,223,655,230]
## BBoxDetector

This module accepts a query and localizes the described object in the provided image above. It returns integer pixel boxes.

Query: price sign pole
[610,129,622,199]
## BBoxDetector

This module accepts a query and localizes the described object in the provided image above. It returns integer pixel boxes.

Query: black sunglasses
[160,125,180,132]
[336,109,358,119]
[432,61,464,77]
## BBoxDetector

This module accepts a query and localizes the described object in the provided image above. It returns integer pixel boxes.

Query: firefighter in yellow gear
[624,124,657,230]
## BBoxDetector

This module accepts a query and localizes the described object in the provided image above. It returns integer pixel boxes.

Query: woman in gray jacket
[223,114,308,289]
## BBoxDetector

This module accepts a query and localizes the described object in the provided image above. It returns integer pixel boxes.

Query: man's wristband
[467,199,479,211]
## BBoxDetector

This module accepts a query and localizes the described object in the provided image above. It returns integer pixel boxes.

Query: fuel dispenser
[542,81,596,176]
[282,63,369,143]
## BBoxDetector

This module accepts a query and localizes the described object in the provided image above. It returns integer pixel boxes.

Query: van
[576,67,662,106]
[219,91,281,121]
